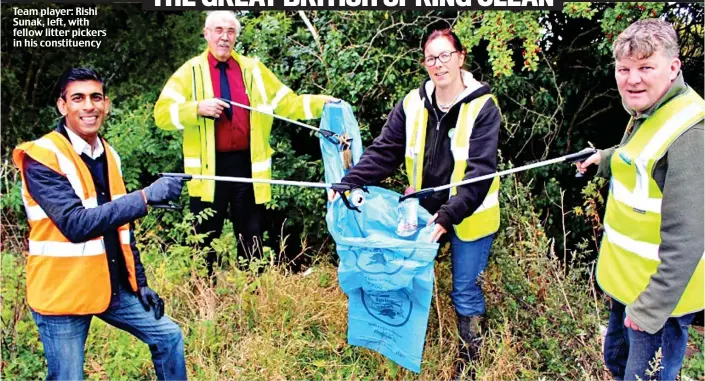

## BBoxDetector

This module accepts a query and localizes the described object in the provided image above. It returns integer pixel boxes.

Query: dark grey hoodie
[341,71,501,233]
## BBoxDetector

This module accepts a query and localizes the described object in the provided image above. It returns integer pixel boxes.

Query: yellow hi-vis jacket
[154,50,329,203]
[597,87,705,316]
[403,89,500,242]
[12,131,138,315]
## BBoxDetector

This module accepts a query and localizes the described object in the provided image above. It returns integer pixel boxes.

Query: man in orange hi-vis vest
[12,68,187,380]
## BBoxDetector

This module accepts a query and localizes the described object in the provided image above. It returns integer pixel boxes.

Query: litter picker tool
[154,173,368,212]
[217,98,353,168]
[399,148,597,202]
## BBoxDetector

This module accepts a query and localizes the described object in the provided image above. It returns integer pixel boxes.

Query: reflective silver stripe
[23,197,47,221]
[640,103,703,160]
[450,107,462,152]
[28,239,105,257]
[451,147,468,161]
[405,147,414,159]
[23,197,97,222]
[404,93,422,159]
[252,158,272,172]
[270,86,291,110]
[413,106,424,155]
[451,105,472,161]
[452,97,489,163]
[303,95,313,120]
[257,104,274,115]
[633,158,651,205]
[184,157,201,168]
[411,106,426,189]
[402,91,427,188]
[474,190,499,214]
[463,101,476,145]
[253,66,269,103]
[112,194,125,200]
[610,178,661,213]
[161,87,186,103]
[106,145,122,177]
[404,94,426,188]
[603,223,659,261]
[83,197,98,208]
[170,103,185,130]
[34,138,85,199]
[119,229,130,245]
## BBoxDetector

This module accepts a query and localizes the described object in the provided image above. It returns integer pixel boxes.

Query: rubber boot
[455,314,485,381]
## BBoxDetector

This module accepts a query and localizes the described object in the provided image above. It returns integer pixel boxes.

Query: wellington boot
[454,314,485,380]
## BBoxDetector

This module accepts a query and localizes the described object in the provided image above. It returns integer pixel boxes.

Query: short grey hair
[205,11,242,36]
[613,18,679,60]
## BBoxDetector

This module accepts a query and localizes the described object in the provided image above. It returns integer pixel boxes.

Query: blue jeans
[449,232,495,317]
[31,285,187,380]
[604,299,695,381]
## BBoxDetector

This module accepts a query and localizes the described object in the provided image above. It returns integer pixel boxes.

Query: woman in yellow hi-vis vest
[154,11,336,277]
[331,29,501,377]
[579,19,704,381]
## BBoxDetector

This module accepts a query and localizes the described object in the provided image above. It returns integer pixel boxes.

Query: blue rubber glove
[143,177,183,205]
[138,287,165,320]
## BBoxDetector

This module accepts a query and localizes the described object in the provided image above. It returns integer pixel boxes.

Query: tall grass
[1,161,702,380]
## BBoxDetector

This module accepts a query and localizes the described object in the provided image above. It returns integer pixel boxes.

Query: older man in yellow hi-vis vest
[579,19,703,381]
[155,11,336,277]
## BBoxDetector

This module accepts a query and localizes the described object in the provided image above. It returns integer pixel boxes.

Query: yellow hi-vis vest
[596,87,705,316]
[403,90,500,242]
[12,131,139,315]
[154,50,329,203]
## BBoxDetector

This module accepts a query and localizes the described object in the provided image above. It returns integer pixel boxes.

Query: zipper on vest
[427,106,447,173]
[191,67,197,101]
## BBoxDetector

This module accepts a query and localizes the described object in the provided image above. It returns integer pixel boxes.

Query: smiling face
[615,49,680,113]
[204,14,237,62]
[423,36,465,90]
[56,80,110,142]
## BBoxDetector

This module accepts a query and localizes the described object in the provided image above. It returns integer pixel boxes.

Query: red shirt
[208,52,251,152]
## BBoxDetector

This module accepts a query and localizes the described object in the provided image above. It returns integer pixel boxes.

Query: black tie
[216,61,232,120]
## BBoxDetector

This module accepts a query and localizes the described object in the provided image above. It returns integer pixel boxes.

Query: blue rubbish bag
[320,102,440,373]
[318,100,363,184]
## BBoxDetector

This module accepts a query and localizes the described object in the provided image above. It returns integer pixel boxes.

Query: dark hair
[423,28,465,54]
[57,68,106,99]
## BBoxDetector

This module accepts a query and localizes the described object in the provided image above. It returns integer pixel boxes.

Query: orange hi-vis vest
[12,131,138,315]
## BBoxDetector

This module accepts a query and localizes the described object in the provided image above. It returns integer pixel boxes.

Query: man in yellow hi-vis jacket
[155,11,336,276]
[579,19,703,381]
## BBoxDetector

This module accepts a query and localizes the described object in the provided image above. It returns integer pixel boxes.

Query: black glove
[143,177,183,205]
[138,286,165,320]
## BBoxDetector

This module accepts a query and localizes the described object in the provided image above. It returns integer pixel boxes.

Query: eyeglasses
[209,27,237,37]
[423,51,460,67]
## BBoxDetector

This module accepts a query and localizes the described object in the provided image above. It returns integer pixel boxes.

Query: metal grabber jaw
[318,128,353,150]
[330,183,368,212]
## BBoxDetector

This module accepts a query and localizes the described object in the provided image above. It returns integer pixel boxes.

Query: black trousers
[190,151,264,275]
